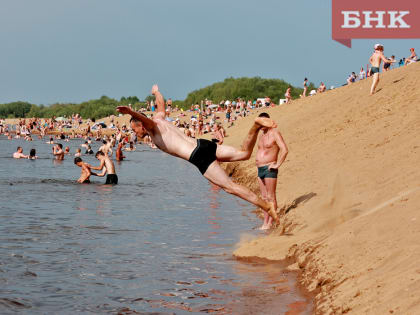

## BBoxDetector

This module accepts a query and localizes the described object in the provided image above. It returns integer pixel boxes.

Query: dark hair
[103,140,107,144]
[95,151,105,157]
[74,157,82,164]
[17,146,22,150]
[304,78,308,81]
[57,143,63,149]
[130,113,147,124]
[258,112,270,118]
[30,149,36,157]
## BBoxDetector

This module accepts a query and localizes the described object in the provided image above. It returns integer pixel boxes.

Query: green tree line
[0,77,312,119]
[184,77,307,105]
[0,96,143,120]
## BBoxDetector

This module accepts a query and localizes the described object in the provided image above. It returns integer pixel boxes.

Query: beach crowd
[0,45,417,230]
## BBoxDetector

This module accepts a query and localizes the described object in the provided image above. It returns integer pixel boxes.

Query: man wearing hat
[369,44,392,95]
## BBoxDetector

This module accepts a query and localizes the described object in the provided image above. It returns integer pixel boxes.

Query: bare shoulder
[271,128,282,136]
[272,128,286,143]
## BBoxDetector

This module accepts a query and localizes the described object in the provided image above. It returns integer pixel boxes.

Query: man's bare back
[116,143,125,161]
[74,158,95,183]
[370,51,385,68]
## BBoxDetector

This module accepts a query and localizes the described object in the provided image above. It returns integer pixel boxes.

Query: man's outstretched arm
[116,106,156,131]
[89,160,105,171]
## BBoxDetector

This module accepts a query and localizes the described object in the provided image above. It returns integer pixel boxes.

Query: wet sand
[222,63,420,313]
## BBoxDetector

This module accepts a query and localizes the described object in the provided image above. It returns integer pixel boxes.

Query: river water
[0,137,311,314]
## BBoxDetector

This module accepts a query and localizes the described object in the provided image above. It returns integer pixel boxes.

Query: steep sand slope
[224,64,420,314]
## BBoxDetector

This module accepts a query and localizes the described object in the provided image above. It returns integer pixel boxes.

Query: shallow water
[0,137,311,314]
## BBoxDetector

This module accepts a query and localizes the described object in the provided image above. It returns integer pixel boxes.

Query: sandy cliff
[225,63,420,314]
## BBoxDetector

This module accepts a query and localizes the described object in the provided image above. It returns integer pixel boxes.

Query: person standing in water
[98,140,113,156]
[74,157,96,183]
[52,143,64,160]
[90,151,118,184]
[255,113,288,230]
[117,84,279,225]
[13,147,28,159]
[369,44,391,95]
[116,142,125,161]
[29,149,38,160]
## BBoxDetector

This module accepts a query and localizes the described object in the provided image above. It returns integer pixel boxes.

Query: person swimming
[29,148,38,160]
[13,147,28,159]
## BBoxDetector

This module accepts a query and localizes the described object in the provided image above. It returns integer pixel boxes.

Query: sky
[1,0,419,104]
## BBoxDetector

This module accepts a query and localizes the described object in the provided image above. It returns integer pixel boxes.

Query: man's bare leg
[264,177,278,229]
[151,85,166,118]
[203,161,279,224]
[370,73,379,95]
[257,177,270,230]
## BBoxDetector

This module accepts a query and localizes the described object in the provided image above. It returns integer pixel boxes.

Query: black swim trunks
[371,67,380,74]
[189,139,217,175]
[257,165,278,180]
[105,174,118,185]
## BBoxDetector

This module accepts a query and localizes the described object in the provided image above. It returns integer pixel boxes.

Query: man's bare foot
[266,202,280,226]
[255,117,277,128]
[151,84,159,95]
[259,224,269,231]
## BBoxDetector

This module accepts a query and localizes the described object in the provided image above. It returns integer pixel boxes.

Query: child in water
[74,157,97,183]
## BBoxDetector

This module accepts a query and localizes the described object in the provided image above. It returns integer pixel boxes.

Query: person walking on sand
[303,78,308,97]
[255,113,288,230]
[90,151,118,184]
[117,84,279,224]
[369,44,392,95]
[285,87,292,104]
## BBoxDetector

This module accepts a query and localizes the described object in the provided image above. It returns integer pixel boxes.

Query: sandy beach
[3,63,419,314]
[221,63,420,314]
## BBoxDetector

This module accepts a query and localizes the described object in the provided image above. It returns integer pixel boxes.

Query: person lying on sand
[256,112,288,230]
[117,84,279,225]
[13,147,28,159]
[90,151,118,185]
[74,157,97,183]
